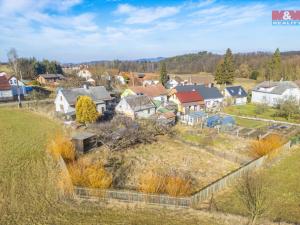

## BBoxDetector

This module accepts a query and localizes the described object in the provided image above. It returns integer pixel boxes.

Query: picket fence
[71,141,291,208]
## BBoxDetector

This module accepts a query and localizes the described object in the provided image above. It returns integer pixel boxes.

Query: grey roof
[253,81,299,95]
[61,86,112,105]
[39,74,64,79]
[124,95,156,112]
[225,86,247,97]
[72,132,96,140]
[175,84,223,100]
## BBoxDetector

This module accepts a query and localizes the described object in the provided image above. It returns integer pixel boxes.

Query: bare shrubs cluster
[47,134,76,163]
[68,159,112,189]
[139,170,192,197]
[90,116,172,151]
[250,134,285,157]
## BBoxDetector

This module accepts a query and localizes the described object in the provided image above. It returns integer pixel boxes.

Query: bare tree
[7,48,22,107]
[237,172,268,225]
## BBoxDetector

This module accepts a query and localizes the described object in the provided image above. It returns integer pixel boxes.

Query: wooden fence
[70,141,291,208]
[74,186,191,208]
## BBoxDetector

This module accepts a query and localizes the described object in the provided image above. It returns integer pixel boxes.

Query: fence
[74,186,191,208]
[67,141,291,208]
[190,140,291,206]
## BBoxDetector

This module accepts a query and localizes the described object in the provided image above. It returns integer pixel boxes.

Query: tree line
[87,49,300,83]
[6,48,63,80]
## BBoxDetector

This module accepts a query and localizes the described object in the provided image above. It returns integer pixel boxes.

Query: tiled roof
[130,84,167,97]
[253,81,299,95]
[61,86,112,105]
[175,91,203,103]
[124,95,156,112]
[225,86,247,97]
[0,76,11,91]
[175,84,223,100]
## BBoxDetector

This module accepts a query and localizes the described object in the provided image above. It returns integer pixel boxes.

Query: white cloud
[115,4,181,24]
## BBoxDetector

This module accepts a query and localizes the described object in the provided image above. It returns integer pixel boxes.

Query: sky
[0,0,300,63]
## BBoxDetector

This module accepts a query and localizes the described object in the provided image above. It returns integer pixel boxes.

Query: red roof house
[170,90,204,114]
[0,76,13,101]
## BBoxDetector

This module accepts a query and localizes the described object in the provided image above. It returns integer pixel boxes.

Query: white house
[224,86,247,105]
[251,81,300,107]
[115,95,156,119]
[6,75,27,97]
[0,76,13,101]
[77,69,92,80]
[54,85,113,116]
[143,80,159,86]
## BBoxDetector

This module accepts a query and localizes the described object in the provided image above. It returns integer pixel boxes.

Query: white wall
[54,91,71,113]
[135,107,156,118]
[0,90,13,98]
[153,95,167,102]
[252,88,300,106]
[235,97,247,105]
[205,98,223,108]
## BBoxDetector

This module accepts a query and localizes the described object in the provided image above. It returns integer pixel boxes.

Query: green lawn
[224,103,300,123]
[235,117,268,129]
[215,148,300,224]
[0,108,242,225]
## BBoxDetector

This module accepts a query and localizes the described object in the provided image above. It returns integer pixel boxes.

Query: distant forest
[86,50,300,81]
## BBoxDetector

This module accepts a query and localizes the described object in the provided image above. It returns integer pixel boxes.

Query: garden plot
[82,135,240,193]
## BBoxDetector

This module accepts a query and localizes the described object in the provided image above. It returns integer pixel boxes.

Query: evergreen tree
[76,96,99,124]
[271,48,281,80]
[223,48,235,84]
[214,61,225,84]
[159,62,169,87]
[214,48,234,84]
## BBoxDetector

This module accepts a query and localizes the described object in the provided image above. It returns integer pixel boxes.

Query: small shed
[206,115,221,128]
[72,132,98,153]
[181,111,206,126]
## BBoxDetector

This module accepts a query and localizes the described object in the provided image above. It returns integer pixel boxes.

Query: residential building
[0,76,13,101]
[5,75,27,97]
[169,90,204,114]
[170,84,223,109]
[121,84,168,102]
[251,81,300,106]
[77,69,92,80]
[54,85,113,116]
[224,86,247,105]
[115,95,156,119]
[37,74,65,85]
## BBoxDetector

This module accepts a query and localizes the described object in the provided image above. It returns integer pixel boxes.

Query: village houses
[55,85,113,117]
[224,86,247,105]
[0,76,13,101]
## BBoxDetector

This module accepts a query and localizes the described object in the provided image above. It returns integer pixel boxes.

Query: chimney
[83,83,89,90]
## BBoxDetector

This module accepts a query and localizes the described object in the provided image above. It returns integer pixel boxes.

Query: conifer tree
[160,62,169,87]
[76,96,99,124]
[215,48,234,84]
[270,48,281,80]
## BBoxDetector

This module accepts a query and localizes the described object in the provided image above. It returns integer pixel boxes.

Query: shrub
[139,170,192,197]
[165,175,192,197]
[47,134,75,163]
[250,134,285,157]
[67,160,112,189]
[76,96,99,124]
[255,104,268,115]
[139,171,166,194]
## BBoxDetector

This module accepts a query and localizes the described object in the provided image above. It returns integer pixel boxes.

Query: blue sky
[0,0,299,63]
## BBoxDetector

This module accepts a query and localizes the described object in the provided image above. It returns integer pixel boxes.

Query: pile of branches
[90,116,172,151]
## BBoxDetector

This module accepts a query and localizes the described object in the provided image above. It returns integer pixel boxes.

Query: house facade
[251,81,300,106]
[54,85,112,116]
[115,95,156,119]
[224,86,247,105]
[0,76,13,101]
[77,69,92,80]
[37,74,64,85]
[6,75,27,97]
[169,91,204,114]
[121,84,168,102]
[170,84,223,110]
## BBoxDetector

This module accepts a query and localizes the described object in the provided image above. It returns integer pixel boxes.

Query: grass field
[0,107,261,225]
[215,147,300,224]
[224,103,300,123]
[235,117,269,129]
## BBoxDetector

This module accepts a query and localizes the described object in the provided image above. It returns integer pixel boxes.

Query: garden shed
[181,111,206,126]
[221,116,235,130]
[72,132,98,153]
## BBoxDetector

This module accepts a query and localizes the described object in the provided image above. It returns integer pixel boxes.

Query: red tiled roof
[175,91,203,103]
[0,76,11,91]
[130,84,167,97]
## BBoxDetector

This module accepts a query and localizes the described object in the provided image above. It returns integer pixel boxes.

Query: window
[148,109,150,114]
